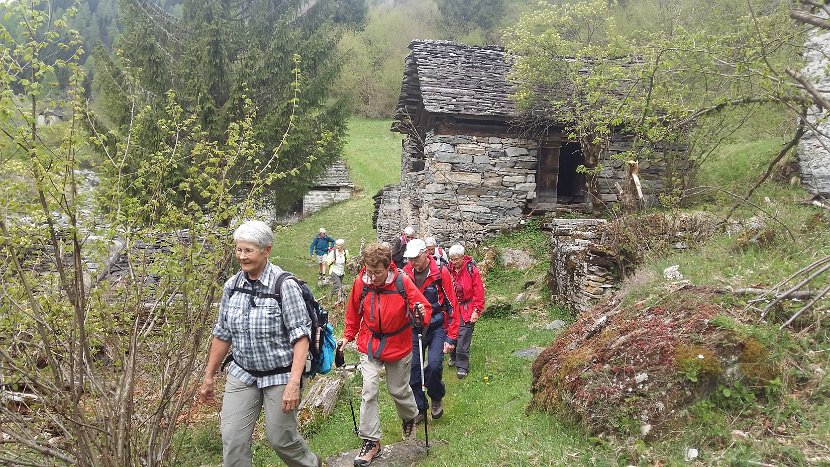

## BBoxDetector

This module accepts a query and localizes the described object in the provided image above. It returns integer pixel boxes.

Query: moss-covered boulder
[530,286,778,438]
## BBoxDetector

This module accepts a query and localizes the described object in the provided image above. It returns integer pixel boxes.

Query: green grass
[270,117,403,285]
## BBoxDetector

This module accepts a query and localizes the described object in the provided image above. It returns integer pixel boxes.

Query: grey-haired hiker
[447,244,485,379]
[199,220,321,467]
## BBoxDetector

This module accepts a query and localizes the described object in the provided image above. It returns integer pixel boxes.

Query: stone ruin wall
[797,24,830,198]
[547,219,619,312]
[302,187,353,218]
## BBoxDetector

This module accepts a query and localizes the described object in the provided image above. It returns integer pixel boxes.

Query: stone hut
[375,39,670,245]
[302,158,354,217]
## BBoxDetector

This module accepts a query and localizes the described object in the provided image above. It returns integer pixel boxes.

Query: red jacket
[402,257,460,342]
[448,256,485,323]
[344,266,432,361]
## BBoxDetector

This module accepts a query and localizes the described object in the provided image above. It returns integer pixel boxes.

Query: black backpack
[357,269,419,360]
[223,271,335,378]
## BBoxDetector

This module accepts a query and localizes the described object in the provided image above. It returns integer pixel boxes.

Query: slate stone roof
[394,40,517,123]
[313,158,353,188]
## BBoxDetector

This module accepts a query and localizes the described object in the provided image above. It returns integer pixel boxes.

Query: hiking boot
[457,369,468,379]
[402,417,417,440]
[413,411,426,424]
[431,399,444,419]
[354,439,381,467]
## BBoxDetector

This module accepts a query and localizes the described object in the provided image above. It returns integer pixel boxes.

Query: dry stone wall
[302,188,353,217]
[377,131,539,244]
[597,135,669,206]
[547,219,619,312]
[376,131,672,244]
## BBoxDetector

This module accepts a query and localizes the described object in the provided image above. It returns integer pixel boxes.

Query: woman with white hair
[447,243,485,379]
[199,220,321,467]
[326,238,349,303]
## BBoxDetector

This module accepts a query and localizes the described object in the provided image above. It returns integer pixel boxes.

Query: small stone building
[375,39,670,245]
[302,158,354,217]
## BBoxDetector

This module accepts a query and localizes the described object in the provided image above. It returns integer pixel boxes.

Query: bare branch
[785,68,830,111]
[780,282,830,328]
[790,10,830,30]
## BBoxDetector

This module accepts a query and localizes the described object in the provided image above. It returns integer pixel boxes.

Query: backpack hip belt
[223,354,292,377]
[367,321,411,360]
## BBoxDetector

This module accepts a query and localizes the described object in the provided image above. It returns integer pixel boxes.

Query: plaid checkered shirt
[212,262,311,388]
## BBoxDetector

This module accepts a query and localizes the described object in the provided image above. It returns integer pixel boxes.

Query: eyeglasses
[365,268,387,279]
[235,247,261,256]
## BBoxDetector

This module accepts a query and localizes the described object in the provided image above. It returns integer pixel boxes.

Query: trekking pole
[336,345,358,435]
[417,331,430,453]
[348,393,358,435]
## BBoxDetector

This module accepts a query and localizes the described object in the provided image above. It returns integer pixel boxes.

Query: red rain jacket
[448,256,485,323]
[402,256,459,342]
[344,266,432,361]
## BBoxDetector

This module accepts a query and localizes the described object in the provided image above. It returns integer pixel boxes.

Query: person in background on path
[338,243,432,467]
[401,238,459,423]
[424,236,448,267]
[309,227,335,281]
[391,226,415,267]
[327,238,349,304]
[447,244,485,380]
[199,220,321,467]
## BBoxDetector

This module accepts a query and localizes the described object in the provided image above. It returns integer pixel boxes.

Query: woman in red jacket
[447,244,485,379]
[338,243,432,467]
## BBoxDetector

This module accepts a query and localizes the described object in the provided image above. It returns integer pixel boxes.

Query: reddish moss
[530,287,752,438]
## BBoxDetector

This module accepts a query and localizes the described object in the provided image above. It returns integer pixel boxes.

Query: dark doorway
[556,143,585,204]
[536,143,585,204]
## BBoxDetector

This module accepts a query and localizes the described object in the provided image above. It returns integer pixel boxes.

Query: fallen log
[298,366,357,432]
[719,287,817,299]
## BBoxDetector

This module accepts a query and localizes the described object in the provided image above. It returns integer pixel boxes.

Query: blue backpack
[225,271,336,378]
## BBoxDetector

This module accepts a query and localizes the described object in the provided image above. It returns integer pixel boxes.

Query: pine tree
[94,0,360,216]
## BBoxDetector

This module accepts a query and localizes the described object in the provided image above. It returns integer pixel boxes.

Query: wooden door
[537,146,559,201]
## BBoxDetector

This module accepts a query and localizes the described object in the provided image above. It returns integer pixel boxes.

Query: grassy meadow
[270,117,404,285]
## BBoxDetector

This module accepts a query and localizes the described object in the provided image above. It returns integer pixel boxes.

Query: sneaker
[413,411,426,424]
[431,399,444,419]
[354,439,381,467]
[402,417,417,440]
[457,369,468,379]
[447,358,455,367]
